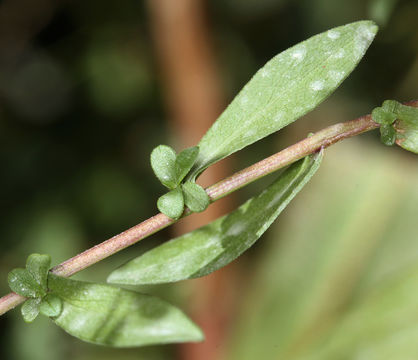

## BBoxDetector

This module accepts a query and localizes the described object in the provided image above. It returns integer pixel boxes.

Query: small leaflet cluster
[150,145,210,219]
[108,153,323,285]
[8,254,62,322]
[8,255,203,346]
[372,100,418,153]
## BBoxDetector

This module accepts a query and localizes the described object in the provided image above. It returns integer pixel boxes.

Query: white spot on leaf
[291,45,306,62]
[359,24,376,41]
[226,222,246,236]
[295,106,305,114]
[245,129,256,138]
[354,24,377,58]
[333,48,345,59]
[260,68,270,78]
[327,30,340,40]
[310,80,325,91]
[328,70,345,83]
[240,95,249,105]
[274,112,284,122]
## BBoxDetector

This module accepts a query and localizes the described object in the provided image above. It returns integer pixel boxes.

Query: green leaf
[157,187,184,219]
[187,21,377,179]
[382,99,399,114]
[182,182,210,213]
[395,102,418,122]
[175,146,199,185]
[8,268,43,298]
[7,253,51,298]
[48,274,203,347]
[371,107,396,125]
[21,298,41,323]
[107,152,322,285]
[373,100,418,153]
[150,145,177,189]
[26,253,51,292]
[380,124,396,146]
[394,104,418,154]
[39,294,63,317]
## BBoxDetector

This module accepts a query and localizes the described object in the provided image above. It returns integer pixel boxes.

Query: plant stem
[1,101,417,316]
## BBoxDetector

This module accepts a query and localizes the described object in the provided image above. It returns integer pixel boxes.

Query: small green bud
[380,124,396,146]
[182,182,210,213]
[157,187,185,219]
[372,107,396,125]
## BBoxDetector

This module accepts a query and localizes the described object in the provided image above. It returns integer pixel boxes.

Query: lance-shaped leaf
[108,152,322,285]
[187,21,377,180]
[48,274,203,347]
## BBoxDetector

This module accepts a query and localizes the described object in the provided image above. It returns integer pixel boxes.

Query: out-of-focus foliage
[0,0,417,359]
[225,141,418,360]
[369,0,399,26]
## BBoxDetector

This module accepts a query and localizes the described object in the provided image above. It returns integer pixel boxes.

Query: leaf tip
[190,326,205,343]
[352,20,378,59]
[106,270,123,285]
[357,20,378,38]
[366,20,379,36]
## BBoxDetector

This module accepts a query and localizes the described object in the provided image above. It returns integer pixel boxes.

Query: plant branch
[1,100,417,316]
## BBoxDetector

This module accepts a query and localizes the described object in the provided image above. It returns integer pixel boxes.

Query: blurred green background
[0,0,417,359]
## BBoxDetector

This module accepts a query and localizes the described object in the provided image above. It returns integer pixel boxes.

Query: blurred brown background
[0,0,417,359]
